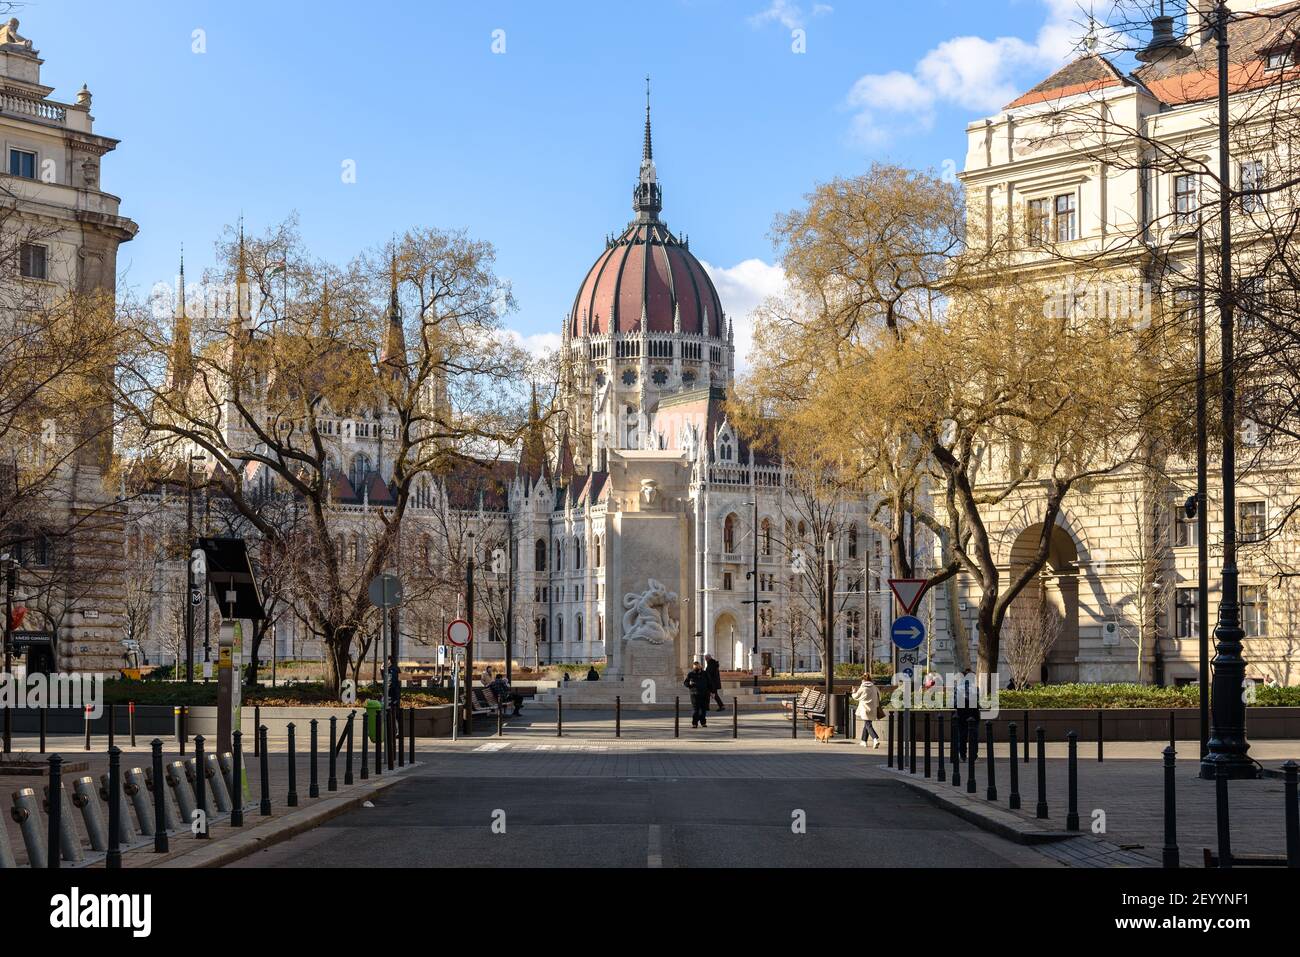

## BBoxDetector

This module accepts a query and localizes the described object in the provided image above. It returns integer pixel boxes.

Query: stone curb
[881,765,1079,845]
[141,762,424,869]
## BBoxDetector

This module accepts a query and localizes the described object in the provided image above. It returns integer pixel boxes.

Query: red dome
[569,221,724,338]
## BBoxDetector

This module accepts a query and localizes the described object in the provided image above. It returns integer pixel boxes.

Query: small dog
[813,722,835,743]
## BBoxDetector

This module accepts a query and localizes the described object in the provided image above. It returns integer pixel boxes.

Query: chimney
[1187,1,1217,46]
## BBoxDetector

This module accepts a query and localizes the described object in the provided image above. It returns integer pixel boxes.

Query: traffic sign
[888,579,929,615]
[368,574,403,609]
[190,586,203,607]
[891,615,925,651]
[447,618,471,647]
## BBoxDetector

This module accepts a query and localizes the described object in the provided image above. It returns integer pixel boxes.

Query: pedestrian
[851,675,882,748]
[953,667,979,762]
[684,660,711,728]
[705,653,725,711]
[585,665,600,681]
[386,656,401,712]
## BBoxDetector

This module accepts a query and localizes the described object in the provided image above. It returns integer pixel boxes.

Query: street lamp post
[742,500,770,688]
[1140,2,1255,779]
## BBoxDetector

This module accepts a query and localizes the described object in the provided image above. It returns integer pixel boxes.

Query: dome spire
[633,76,662,222]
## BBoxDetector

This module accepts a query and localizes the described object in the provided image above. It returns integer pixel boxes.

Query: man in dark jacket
[705,654,725,711]
[684,660,711,727]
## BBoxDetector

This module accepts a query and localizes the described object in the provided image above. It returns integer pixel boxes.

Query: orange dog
[813,723,835,743]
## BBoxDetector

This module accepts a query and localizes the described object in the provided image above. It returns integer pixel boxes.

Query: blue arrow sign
[891,615,925,651]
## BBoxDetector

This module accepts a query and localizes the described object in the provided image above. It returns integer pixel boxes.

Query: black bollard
[887,712,895,768]
[1035,726,1048,819]
[397,706,405,768]
[1215,763,1232,868]
[374,710,383,776]
[254,706,261,756]
[39,705,46,754]
[258,726,271,816]
[386,708,395,772]
[985,721,997,801]
[497,703,503,737]
[344,712,355,785]
[85,706,91,752]
[151,739,169,852]
[230,730,244,827]
[327,715,338,792]
[1162,746,1179,868]
[616,696,621,738]
[46,753,62,869]
[286,723,299,807]
[1283,761,1298,868]
[675,696,680,738]
[936,715,946,783]
[1066,731,1079,831]
[557,696,563,737]
[733,698,738,739]
[1007,723,1020,809]
[909,710,917,774]
[194,735,209,838]
[966,718,977,794]
[791,696,797,739]
[180,704,188,755]
[951,713,961,789]
[1023,709,1030,763]
[1097,710,1104,763]
[108,703,115,750]
[409,707,416,764]
[924,713,931,778]
[129,702,136,748]
[1168,709,1176,752]
[360,710,369,780]
[106,746,122,869]
[309,720,320,799]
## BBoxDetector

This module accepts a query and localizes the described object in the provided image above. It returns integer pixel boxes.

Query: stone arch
[1006,520,1081,684]
[723,512,739,554]
[713,612,743,670]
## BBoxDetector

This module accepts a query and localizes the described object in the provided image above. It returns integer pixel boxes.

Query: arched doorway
[1007,522,1080,684]
[713,613,742,670]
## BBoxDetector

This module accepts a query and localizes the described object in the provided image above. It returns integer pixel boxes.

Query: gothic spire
[169,246,193,391]
[633,76,662,222]
[643,74,653,163]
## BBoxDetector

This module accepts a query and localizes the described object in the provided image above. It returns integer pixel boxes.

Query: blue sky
[24,0,1092,359]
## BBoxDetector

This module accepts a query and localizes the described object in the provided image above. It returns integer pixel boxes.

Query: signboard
[437,645,447,666]
[888,579,929,615]
[447,619,471,647]
[890,614,925,651]
[899,650,918,678]
[368,574,403,609]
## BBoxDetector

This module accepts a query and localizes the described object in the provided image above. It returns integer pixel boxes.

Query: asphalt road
[231,748,1055,868]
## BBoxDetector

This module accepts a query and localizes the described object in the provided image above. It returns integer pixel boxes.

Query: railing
[1,92,68,124]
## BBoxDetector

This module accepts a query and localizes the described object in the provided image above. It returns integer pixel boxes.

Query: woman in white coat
[851,676,882,748]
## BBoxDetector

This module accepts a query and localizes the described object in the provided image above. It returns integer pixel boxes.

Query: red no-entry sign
[446,618,472,647]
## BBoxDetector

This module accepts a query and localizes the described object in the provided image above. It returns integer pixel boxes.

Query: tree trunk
[323,625,353,699]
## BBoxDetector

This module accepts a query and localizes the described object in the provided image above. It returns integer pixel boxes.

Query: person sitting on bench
[488,673,524,716]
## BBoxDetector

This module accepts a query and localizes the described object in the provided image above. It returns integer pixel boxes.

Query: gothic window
[761,518,772,557]
[555,537,565,571]
[535,617,548,643]
[719,434,733,461]
[595,535,603,567]
[574,539,583,569]
[652,368,668,386]
[848,525,858,559]
[556,616,564,643]
[534,538,547,572]
[681,370,696,386]
[723,513,738,554]
[349,453,371,489]
[576,615,584,644]
[622,368,637,386]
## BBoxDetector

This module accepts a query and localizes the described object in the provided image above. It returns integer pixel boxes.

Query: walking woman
[851,675,882,748]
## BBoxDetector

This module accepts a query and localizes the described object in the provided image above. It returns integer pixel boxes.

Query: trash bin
[365,700,382,743]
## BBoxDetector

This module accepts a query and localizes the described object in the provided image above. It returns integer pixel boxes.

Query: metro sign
[888,578,929,615]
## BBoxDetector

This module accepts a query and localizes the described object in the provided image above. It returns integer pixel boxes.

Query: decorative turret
[168,247,193,392]
[380,251,407,378]
[633,75,662,222]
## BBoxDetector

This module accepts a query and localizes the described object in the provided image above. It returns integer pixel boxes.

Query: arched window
[761,518,772,557]
[535,538,547,572]
[349,453,371,489]
[555,537,565,571]
[597,615,604,643]
[723,513,738,553]
[720,435,733,460]
[574,539,583,569]
[535,617,547,643]
[576,614,584,644]
[595,536,603,568]
[848,525,858,559]
[556,615,564,644]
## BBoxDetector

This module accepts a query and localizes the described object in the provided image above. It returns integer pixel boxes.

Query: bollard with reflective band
[258,726,271,816]
[1007,723,1020,810]
[309,719,320,798]
[105,747,122,869]
[166,760,196,829]
[144,764,178,835]
[123,767,155,836]
[99,771,136,846]
[205,754,231,813]
[1066,731,1079,831]
[1162,746,1179,868]
[150,740,169,853]
[11,788,46,868]
[1035,727,1048,819]
[230,731,244,827]
[44,755,62,868]
[286,724,299,807]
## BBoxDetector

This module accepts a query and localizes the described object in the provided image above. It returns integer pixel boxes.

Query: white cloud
[700,257,788,373]
[845,0,1085,147]
[749,0,833,31]
[504,328,563,359]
